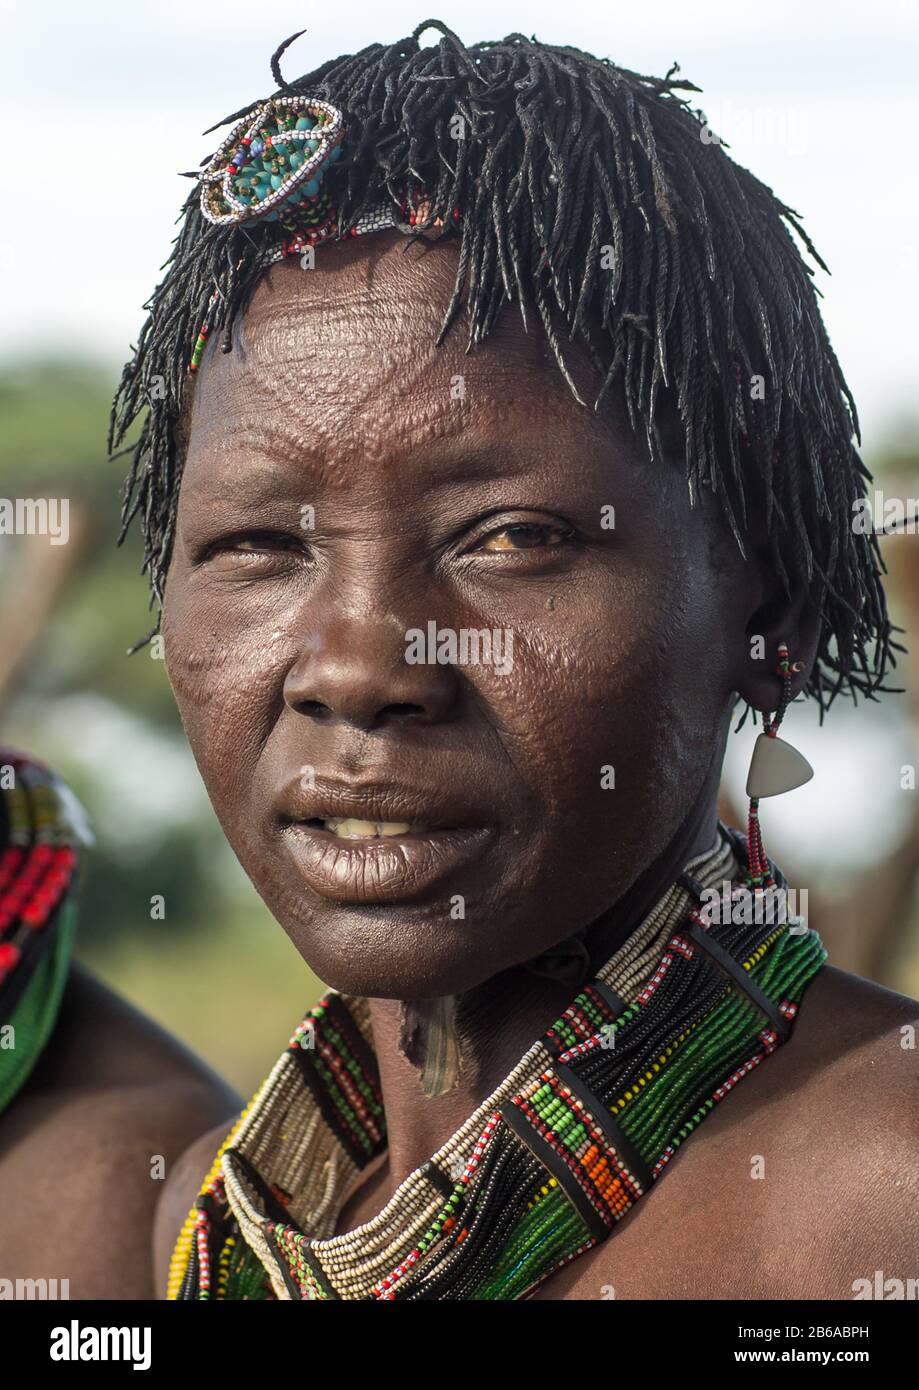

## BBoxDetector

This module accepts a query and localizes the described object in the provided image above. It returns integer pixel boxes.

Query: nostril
[298,700,331,719]
[381,703,426,720]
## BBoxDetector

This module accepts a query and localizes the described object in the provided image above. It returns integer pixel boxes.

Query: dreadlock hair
[109,18,898,713]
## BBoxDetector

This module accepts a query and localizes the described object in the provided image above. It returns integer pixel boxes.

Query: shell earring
[744,643,813,886]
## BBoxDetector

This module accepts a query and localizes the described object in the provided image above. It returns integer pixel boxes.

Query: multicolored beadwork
[0,752,79,990]
[168,826,826,1302]
[199,96,344,227]
[0,749,84,1114]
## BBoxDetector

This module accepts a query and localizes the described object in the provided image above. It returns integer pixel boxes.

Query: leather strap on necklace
[678,869,792,1042]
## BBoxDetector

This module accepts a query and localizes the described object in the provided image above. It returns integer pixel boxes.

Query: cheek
[479,541,730,864]
[161,574,304,807]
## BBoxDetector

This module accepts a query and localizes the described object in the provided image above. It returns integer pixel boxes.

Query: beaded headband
[189,92,458,372]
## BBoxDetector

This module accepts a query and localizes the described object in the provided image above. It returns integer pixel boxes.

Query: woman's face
[163,232,753,998]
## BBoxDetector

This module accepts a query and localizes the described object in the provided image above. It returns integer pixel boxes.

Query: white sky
[1,0,917,450]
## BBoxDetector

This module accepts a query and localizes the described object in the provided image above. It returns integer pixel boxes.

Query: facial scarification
[163,233,762,999]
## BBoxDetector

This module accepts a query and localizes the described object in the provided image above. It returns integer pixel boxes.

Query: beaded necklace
[168,825,825,1301]
[0,749,82,1114]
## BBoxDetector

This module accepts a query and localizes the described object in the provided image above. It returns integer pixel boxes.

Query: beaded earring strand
[744,643,814,887]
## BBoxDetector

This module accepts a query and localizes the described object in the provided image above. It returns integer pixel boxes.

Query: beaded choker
[169,825,825,1301]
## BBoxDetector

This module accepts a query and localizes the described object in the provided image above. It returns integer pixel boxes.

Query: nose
[283,616,461,729]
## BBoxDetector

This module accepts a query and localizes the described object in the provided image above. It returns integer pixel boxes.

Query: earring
[744,642,813,886]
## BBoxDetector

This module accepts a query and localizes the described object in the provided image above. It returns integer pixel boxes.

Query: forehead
[185,231,623,471]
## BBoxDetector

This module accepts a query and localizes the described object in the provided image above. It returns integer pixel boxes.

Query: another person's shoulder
[0,962,240,1299]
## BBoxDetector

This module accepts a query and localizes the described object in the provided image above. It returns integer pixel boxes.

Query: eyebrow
[186,380,613,487]
[182,423,615,513]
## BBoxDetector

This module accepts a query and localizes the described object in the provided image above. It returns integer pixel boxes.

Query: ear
[735,577,823,713]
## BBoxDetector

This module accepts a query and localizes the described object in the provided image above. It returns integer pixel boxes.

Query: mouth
[299,816,457,840]
[275,782,495,904]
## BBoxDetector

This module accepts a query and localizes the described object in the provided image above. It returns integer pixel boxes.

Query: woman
[0,748,239,1298]
[107,23,917,1299]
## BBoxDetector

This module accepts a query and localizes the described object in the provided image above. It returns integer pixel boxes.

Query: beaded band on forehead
[188,180,457,374]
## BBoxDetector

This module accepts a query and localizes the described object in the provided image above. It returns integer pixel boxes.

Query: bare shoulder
[797,961,919,1039]
[0,962,240,1299]
[151,1113,239,1297]
[765,965,919,1222]
[777,964,919,1117]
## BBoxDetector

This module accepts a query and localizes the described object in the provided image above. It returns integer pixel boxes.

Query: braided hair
[109,19,897,711]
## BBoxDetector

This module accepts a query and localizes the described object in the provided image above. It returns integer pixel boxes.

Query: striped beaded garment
[168,825,825,1301]
[0,749,82,1115]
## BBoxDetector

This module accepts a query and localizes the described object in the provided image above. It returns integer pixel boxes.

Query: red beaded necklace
[0,749,80,1002]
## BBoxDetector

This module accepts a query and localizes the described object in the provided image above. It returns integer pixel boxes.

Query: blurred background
[1,1,918,1095]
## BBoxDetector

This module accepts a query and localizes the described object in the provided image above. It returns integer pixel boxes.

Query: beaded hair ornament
[189,93,458,373]
[198,95,345,228]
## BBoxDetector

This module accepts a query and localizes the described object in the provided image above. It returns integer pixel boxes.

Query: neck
[364,769,722,1205]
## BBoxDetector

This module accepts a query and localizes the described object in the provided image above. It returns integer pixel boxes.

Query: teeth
[324,817,417,839]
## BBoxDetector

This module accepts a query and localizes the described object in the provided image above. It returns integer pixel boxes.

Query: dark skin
[152,230,918,1298]
[0,961,240,1298]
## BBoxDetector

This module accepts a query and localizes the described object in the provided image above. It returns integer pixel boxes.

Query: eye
[474,521,574,553]
[196,531,309,572]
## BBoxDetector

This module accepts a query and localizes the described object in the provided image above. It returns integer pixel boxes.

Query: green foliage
[0,357,319,1091]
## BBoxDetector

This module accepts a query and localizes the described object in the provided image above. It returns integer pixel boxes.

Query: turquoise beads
[199,96,345,227]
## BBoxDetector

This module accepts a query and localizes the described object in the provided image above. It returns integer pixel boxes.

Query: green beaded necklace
[168,824,825,1301]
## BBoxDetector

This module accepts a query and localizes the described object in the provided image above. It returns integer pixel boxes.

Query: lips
[274,778,495,904]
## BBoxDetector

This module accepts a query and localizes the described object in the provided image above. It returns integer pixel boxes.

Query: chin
[280,901,523,1000]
